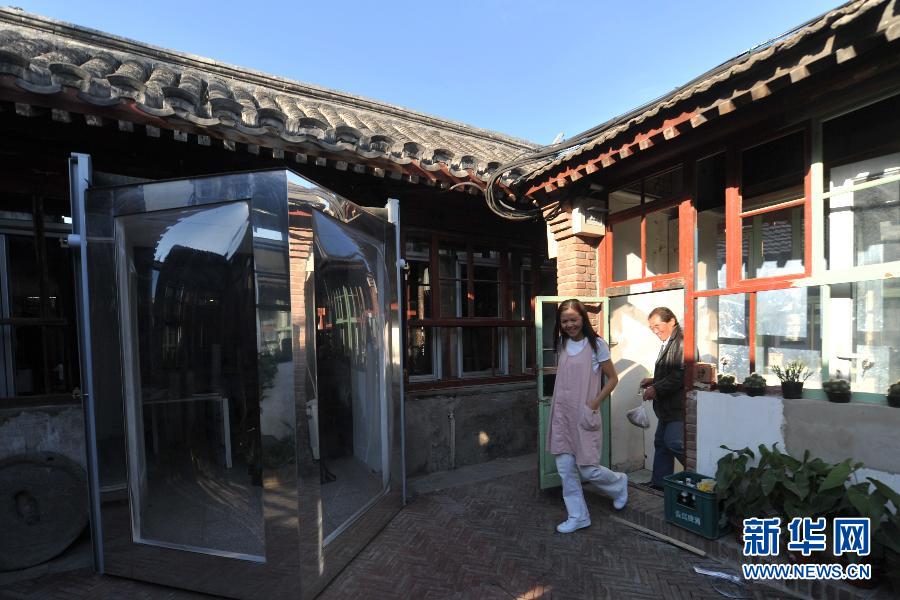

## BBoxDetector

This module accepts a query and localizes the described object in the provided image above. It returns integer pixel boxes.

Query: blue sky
[14,0,840,144]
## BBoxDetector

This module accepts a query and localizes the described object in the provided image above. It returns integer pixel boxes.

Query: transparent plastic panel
[116,201,265,559]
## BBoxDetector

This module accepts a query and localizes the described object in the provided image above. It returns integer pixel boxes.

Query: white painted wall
[696,391,900,494]
[696,391,785,477]
[609,289,683,472]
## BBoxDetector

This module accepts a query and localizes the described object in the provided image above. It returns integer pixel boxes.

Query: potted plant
[715,446,766,539]
[717,374,737,393]
[771,360,812,399]
[822,378,851,403]
[888,380,900,408]
[742,373,766,397]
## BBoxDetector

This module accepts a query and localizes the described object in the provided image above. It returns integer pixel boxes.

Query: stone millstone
[0,452,88,571]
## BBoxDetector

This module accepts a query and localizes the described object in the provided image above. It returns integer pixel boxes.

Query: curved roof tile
[0,7,535,185]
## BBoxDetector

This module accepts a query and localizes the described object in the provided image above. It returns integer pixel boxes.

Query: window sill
[407,375,535,395]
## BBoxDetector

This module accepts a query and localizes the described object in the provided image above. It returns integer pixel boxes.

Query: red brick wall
[544,202,601,329]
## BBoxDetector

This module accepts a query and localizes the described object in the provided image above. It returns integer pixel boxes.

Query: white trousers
[555,453,627,521]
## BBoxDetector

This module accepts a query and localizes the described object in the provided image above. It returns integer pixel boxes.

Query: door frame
[535,295,610,489]
[70,161,404,599]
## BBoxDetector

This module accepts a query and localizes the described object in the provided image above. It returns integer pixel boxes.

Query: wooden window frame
[0,197,79,408]
[402,228,546,389]
[606,165,690,288]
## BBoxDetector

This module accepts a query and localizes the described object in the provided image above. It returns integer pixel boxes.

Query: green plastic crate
[663,471,731,539]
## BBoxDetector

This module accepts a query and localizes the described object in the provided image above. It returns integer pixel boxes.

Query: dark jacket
[651,326,685,422]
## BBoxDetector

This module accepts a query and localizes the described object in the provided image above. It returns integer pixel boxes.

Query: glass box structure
[72,167,403,599]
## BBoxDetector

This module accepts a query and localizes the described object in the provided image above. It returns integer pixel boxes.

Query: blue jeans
[652,420,685,487]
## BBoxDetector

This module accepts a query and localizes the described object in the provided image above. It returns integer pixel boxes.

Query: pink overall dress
[546,341,603,466]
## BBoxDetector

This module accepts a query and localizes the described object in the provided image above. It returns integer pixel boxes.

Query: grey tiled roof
[0,8,536,183]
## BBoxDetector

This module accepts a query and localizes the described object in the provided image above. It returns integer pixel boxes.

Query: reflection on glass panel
[742,131,804,210]
[741,206,804,279]
[3,232,79,398]
[539,262,557,296]
[472,248,499,317]
[408,326,434,378]
[462,328,500,375]
[823,94,900,191]
[117,201,265,559]
[826,175,900,269]
[757,287,822,387]
[644,166,683,203]
[612,216,641,281]
[827,279,900,393]
[312,211,387,539]
[438,243,467,318]
[508,327,527,375]
[609,183,641,214]
[645,207,679,276]
[695,294,750,381]
[696,153,727,291]
[441,327,456,378]
[407,261,431,319]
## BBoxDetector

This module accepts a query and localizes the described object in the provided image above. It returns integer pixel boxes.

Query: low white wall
[696,391,900,491]
[696,392,784,477]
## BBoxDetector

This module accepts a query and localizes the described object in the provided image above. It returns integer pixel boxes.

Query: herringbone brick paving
[1,470,787,599]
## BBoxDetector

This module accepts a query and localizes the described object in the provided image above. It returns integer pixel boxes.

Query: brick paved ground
[1,469,787,600]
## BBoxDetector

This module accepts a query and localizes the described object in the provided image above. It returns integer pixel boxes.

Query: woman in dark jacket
[640,307,686,489]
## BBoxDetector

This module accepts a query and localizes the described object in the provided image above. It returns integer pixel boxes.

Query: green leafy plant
[823,379,850,394]
[823,378,851,403]
[770,360,813,384]
[844,478,900,563]
[717,374,737,392]
[742,373,767,396]
[716,443,900,574]
[889,380,900,408]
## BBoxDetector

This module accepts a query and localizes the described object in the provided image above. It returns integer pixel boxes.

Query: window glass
[2,235,78,399]
[756,287,822,387]
[823,94,900,190]
[825,167,900,269]
[609,181,641,214]
[742,131,805,210]
[473,247,500,317]
[826,279,899,394]
[696,294,751,381]
[644,166,683,203]
[645,206,679,277]
[408,326,435,378]
[696,153,727,291]
[438,243,467,317]
[462,328,499,375]
[741,205,804,279]
[612,215,641,281]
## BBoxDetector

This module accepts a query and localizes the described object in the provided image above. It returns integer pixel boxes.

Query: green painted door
[536,296,610,489]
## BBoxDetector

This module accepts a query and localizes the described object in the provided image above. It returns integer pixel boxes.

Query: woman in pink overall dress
[547,299,628,533]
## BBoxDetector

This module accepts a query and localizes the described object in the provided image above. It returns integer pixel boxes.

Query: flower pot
[744,386,765,397]
[826,391,851,403]
[781,382,803,399]
[717,384,737,393]
[888,394,900,408]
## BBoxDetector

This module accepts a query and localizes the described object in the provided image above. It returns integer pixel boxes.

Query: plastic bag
[626,403,650,429]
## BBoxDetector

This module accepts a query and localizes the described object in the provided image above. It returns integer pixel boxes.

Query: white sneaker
[613,479,629,511]
[556,517,591,533]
